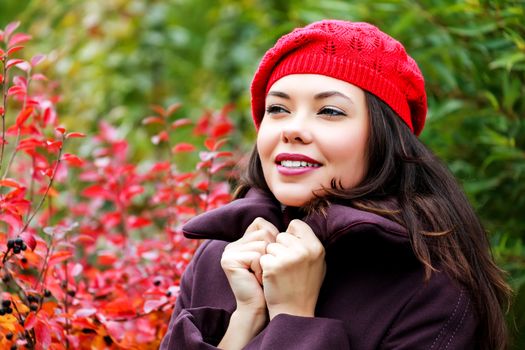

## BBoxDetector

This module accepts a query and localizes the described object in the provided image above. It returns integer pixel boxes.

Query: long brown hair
[236,91,511,350]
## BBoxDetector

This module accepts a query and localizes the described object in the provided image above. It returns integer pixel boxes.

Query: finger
[275,232,300,247]
[250,257,263,285]
[265,242,288,256]
[259,253,279,275]
[227,229,274,249]
[241,228,276,244]
[226,240,268,255]
[286,219,318,242]
[245,217,279,237]
[221,251,262,270]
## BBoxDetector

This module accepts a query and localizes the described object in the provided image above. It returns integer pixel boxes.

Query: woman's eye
[318,107,346,117]
[265,105,289,114]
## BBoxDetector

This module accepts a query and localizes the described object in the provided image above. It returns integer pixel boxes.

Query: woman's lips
[275,153,322,164]
[275,153,322,176]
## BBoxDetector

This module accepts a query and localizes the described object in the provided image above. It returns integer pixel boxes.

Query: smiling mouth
[279,160,321,168]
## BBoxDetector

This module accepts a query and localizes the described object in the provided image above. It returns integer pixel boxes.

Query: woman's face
[257,74,369,207]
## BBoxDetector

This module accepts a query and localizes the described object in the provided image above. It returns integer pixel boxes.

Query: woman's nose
[281,117,313,144]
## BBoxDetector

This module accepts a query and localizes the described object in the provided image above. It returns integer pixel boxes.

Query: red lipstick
[275,153,322,176]
[275,153,322,165]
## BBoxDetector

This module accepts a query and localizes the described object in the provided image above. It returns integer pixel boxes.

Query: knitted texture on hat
[250,20,427,135]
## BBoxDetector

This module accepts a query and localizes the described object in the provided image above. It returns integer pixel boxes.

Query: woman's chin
[274,192,313,208]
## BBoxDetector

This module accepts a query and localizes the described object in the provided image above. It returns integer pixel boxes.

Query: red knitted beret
[250,20,427,135]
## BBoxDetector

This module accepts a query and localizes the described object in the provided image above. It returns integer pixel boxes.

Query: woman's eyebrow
[267,91,290,99]
[314,91,354,104]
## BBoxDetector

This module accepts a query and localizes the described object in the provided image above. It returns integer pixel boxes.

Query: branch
[0,55,8,172]
[2,70,31,180]
[18,135,66,236]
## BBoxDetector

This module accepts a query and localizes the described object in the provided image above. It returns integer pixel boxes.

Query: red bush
[0,22,236,349]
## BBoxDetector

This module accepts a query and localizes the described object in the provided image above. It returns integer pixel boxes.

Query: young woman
[161,20,510,350]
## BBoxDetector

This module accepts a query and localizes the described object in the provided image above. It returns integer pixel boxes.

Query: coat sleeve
[160,241,231,350]
[379,274,478,350]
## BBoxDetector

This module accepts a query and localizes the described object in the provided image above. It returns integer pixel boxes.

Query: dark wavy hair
[235,91,511,350]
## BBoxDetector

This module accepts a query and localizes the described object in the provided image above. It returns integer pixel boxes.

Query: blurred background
[2,0,524,346]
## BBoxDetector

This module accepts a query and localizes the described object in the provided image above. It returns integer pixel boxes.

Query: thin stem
[1,55,8,173]
[2,128,21,180]
[63,259,70,349]
[164,121,177,242]
[27,154,36,217]
[116,177,130,248]
[18,136,65,236]
[34,236,54,289]
[2,71,31,180]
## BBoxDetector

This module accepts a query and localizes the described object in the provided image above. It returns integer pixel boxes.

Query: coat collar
[182,188,408,247]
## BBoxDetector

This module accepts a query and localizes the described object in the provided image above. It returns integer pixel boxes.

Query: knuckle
[312,245,325,259]
[253,217,266,226]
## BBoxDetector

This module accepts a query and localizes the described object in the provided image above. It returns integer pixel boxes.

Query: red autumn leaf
[8,33,31,47]
[175,173,194,182]
[150,104,166,117]
[166,102,182,116]
[143,297,168,313]
[211,121,233,138]
[7,45,24,55]
[24,311,37,330]
[41,167,54,178]
[4,21,21,38]
[127,216,152,229]
[98,252,117,266]
[0,212,22,234]
[82,185,113,200]
[35,319,51,350]
[31,54,45,67]
[74,308,97,318]
[142,116,165,125]
[6,58,25,68]
[15,61,31,72]
[171,118,193,129]
[71,234,96,244]
[196,180,208,191]
[215,151,233,158]
[103,299,136,318]
[17,137,44,151]
[16,106,34,127]
[26,98,40,106]
[149,161,170,173]
[204,138,229,152]
[32,73,47,81]
[46,139,63,152]
[151,130,169,145]
[65,132,86,139]
[8,85,25,96]
[0,178,21,188]
[62,153,84,167]
[194,119,209,135]
[211,161,232,174]
[48,250,73,266]
[172,143,196,153]
[21,231,37,251]
[196,159,212,170]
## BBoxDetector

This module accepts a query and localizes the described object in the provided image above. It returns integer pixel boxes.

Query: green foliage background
[2,0,524,346]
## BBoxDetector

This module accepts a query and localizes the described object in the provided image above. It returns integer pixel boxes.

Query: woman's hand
[260,219,326,320]
[218,218,278,349]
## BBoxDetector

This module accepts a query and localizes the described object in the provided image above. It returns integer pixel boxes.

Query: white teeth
[280,160,320,168]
